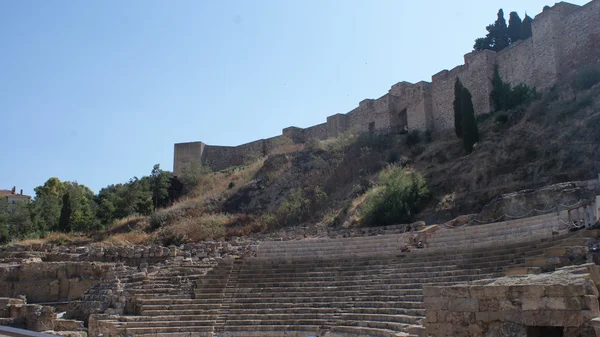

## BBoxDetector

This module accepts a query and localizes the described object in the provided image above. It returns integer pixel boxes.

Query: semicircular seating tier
[93,210,591,337]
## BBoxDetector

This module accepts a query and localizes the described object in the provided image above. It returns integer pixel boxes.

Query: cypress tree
[521,15,533,39]
[507,12,522,43]
[453,78,464,138]
[490,65,509,111]
[58,193,71,232]
[491,9,509,51]
[461,88,479,154]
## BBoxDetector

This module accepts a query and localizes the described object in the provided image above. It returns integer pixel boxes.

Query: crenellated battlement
[174,0,600,175]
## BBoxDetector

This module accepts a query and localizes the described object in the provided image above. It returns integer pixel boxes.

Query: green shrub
[406,130,421,147]
[495,113,509,124]
[573,66,600,91]
[356,132,392,151]
[266,187,328,228]
[386,151,400,164]
[360,167,429,226]
[491,65,538,111]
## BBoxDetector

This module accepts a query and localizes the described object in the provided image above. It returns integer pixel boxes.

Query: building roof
[0,189,32,199]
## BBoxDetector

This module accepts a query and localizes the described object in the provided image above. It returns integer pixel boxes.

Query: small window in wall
[368,122,375,133]
[527,326,563,337]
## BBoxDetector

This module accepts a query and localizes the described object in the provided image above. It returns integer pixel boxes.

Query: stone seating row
[92,226,585,337]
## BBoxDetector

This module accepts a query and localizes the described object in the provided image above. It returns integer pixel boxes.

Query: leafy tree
[150,164,172,210]
[30,177,66,231]
[180,159,212,195]
[58,193,71,232]
[67,183,100,232]
[453,78,464,138]
[474,9,510,51]
[520,14,533,39]
[460,87,479,154]
[507,12,522,43]
[7,203,34,238]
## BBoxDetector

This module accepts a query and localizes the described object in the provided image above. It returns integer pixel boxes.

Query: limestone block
[54,319,85,331]
[440,285,470,298]
[425,310,437,323]
[448,298,478,312]
[423,296,449,310]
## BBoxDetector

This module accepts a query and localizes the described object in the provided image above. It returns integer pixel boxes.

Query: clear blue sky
[0,0,589,197]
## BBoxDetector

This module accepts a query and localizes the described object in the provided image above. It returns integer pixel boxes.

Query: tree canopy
[0,163,177,243]
[474,9,532,52]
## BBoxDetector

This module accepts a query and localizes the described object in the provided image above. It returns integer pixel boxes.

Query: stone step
[118,319,216,328]
[222,265,506,279]
[254,239,562,261]
[122,326,214,335]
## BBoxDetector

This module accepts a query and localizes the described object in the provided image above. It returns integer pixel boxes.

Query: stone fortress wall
[174,0,600,174]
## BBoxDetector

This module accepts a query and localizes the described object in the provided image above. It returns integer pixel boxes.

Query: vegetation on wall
[474,9,533,52]
[490,65,538,112]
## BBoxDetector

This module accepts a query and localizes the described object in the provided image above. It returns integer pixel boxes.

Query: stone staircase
[92,212,591,337]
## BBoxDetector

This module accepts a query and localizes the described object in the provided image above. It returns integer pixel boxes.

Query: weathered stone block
[448,298,478,312]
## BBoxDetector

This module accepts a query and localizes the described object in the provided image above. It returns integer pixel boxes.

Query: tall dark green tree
[453,78,464,138]
[520,15,533,39]
[460,88,479,154]
[58,193,72,232]
[474,9,511,51]
[490,65,510,111]
[507,12,522,43]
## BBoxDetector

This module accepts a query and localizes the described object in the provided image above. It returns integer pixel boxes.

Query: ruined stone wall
[347,95,393,133]
[174,0,600,171]
[326,114,349,138]
[389,81,433,131]
[560,0,600,74]
[424,264,600,337]
[173,141,205,176]
[202,145,240,172]
[304,123,328,141]
[0,262,113,303]
[497,39,536,88]
[235,139,265,163]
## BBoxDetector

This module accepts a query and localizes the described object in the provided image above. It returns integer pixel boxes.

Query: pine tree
[507,12,522,43]
[520,15,533,39]
[453,78,464,138]
[58,193,71,232]
[473,9,511,51]
[461,88,479,154]
[491,9,509,51]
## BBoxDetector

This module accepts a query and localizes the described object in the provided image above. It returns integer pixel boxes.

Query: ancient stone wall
[560,0,600,74]
[0,262,113,303]
[303,123,328,141]
[202,145,239,172]
[389,81,433,131]
[174,0,600,172]
[235,139,265,163]
[496,39,536,87]
[424,264,600,337]
[326,114,349,138]
[173,141,205,176]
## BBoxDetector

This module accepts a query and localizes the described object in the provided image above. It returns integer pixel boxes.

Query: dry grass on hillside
[18,232,91,247]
